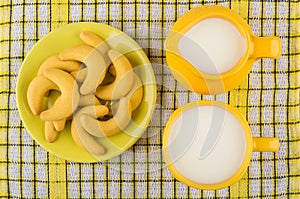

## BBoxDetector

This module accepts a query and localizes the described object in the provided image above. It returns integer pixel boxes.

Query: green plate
[16,22,156,162]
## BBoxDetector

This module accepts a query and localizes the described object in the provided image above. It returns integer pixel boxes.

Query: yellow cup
[165,5,281,94]
[163,100,280,190]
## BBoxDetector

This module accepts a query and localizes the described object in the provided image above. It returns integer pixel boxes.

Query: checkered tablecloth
[0,0,299,198]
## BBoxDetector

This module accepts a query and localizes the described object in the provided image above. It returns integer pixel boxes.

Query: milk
[166,105,246,184]
[178,18,246,75]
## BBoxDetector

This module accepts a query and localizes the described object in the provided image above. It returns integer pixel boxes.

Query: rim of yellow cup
[163,100,254,190]
[165,5,252,81]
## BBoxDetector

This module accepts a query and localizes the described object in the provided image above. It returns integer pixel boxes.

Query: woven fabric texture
[0,0,299,198]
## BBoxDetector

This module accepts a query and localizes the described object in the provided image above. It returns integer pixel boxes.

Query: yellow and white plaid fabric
[0,0,299,198]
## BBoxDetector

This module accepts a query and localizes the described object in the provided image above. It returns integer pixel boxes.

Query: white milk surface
[178,18,246,75]
[167,105,246,184]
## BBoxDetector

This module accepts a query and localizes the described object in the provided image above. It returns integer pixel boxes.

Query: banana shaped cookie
[40,69,80,121]
[37,55,82,76]
[27,75,59,115]
[79,31,111,67]
[126,73,144,111]
[71,105,109,155]
[96,50,134,100]
[47,92,68,132]
[59,45,109,95]
[72,67,115,86]
[45,121,58,143]
[80,97,132,137]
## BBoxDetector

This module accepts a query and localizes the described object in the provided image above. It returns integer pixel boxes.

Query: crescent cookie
[96,50,134,100]
[71,105,109,155]
[45,121,58,143]
[80,97,132,137]
[40,69,80,121]
[126,73,144,111]
[59,45,109,95]
[37,55,82,76]
[27,75,59,115]
[79,31,111,67]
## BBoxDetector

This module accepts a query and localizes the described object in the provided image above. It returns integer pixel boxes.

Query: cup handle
[250,36,282,59]
[252,137,280,152]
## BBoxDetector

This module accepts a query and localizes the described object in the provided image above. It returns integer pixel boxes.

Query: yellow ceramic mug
[163,100,280,190]
[165,5,281,94]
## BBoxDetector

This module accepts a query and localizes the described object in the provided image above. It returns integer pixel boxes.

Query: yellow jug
[165,5,281,94]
